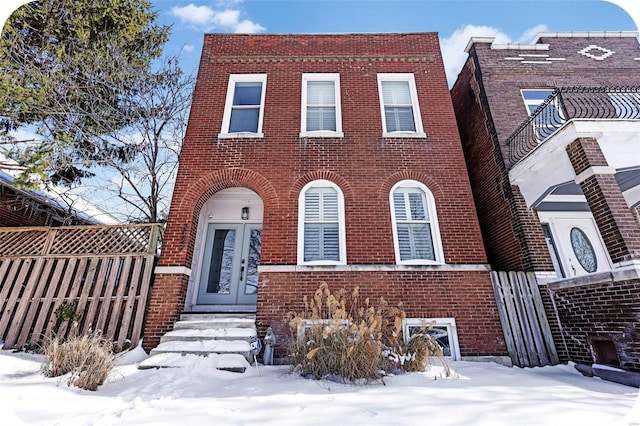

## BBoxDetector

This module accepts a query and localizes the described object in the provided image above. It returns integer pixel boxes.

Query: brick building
[144,33,507,362]
[451,32,640,371]
[0,169,104,227]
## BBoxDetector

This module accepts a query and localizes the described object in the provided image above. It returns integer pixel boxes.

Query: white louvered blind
[393,188,434,261]
[306,81,337,131]
[381,81,415,132]
[304,187,340,261]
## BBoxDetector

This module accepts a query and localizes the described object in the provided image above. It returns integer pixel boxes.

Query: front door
[549,216,612,278]
[197,223,262,305]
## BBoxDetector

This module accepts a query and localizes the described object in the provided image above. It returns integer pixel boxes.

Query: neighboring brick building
[144,33,507,361]
[0,170,103,227]
[451,32,640,371]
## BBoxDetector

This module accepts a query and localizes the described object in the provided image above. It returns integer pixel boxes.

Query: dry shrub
[287,282,449,382]
[41,330,116,391]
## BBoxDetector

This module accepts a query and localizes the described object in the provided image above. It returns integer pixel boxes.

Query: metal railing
[506,86,640,166]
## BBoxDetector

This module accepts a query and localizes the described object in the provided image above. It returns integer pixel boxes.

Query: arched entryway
[186,188,263,311]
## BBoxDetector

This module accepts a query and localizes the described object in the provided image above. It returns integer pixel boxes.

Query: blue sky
[0,0,638,217]
[1,1,639,85]
[151,0,640,85]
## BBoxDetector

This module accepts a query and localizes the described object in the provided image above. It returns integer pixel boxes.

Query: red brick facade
[144,33,506,358]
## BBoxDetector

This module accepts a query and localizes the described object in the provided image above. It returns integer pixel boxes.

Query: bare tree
[1,0,192,224]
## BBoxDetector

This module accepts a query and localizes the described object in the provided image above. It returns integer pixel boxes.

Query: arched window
[298,180,346,265]
[390,180,444,264]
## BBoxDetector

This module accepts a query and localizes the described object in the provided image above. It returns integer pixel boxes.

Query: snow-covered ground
[0,347,638,426]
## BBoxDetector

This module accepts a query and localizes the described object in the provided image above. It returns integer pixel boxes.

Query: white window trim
[219,74,267,139]
[296,319,350,343]
[297,179,347,266]
[389,180,444,265]
[402,317,460,360]
[520,88,556,115]
[377,73,426,138]
[300,73,344,138]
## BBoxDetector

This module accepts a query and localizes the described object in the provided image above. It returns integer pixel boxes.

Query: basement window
[403,317,460,360]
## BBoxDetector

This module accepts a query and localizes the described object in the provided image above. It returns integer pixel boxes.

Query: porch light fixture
[241,206,250,220]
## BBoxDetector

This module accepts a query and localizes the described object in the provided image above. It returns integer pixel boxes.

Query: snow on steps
[143,313,257,373]
[139,353,250,373]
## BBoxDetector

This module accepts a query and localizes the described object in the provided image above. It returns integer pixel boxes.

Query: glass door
[197,223,261,305]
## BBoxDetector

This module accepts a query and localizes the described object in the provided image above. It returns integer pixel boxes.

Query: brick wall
[566,137,640,264]
[450,57,553,271]
[548,277,640,372]
[257,270,507,358]
[145,33,503,354]
[450,34,640,272]
[0,190,49,227]
[160,33,486,268]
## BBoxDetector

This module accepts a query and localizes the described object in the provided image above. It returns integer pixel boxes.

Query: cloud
[183,44,195,53]
[213,9,240,27]
[170,3,265,33]
[170,4,215,27]
[515,24,549,44]
[234,20,266,34]
[440,24,547,87]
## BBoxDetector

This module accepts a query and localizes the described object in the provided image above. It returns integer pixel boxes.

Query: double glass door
[197,223,261,305]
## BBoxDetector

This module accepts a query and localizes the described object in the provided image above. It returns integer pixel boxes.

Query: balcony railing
[505,86,640,166]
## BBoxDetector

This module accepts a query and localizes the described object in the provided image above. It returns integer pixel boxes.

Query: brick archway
[161,168,278,268]
[379,171,445,201]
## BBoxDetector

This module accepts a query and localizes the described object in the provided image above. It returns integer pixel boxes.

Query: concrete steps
[141,313,257,372]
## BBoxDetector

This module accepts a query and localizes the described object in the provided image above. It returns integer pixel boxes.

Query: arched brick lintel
[165,168,278,267]
[289,170,355,201]
[379,171,445,201]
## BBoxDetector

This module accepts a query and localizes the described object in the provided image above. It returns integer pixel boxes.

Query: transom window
[300,74,343,137]
[377,74,425,138]
[390,180,443,264]
[298,180,346,265]
[220,74,267,138]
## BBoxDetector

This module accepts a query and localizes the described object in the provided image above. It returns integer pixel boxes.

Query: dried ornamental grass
[41,330,116,391]
[287,282,450,383]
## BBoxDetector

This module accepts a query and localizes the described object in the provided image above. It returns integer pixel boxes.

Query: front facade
[451,32,640,371]
[144,33,507,360]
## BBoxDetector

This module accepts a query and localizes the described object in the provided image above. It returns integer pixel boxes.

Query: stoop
[139,313,257,372]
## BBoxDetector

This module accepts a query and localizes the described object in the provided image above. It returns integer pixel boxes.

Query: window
[521,89,564,141]
[403,318,460,360]
[220,74,267,138]
[377,74,425,138]
[542,224,565,279]
[300,74,343,137]
[298,180,346,265]
[390,180,443,264]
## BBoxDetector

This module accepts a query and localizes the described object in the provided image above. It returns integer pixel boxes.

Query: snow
[0,348,638,426]
[163,328,256,338]
[152,339,250,353]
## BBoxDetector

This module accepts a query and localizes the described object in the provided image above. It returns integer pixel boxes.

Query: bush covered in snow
[287,282,449,383]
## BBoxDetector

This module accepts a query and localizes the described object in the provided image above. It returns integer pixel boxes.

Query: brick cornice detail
[204,55,437,64]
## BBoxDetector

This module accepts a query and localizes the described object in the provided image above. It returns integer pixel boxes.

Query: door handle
[240,259,245,281]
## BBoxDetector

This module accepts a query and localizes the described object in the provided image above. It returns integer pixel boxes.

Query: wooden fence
[490,271,559,367]
[0,224,161,350]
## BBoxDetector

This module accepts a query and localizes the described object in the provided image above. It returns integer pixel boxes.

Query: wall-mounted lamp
[241,206,250,220]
